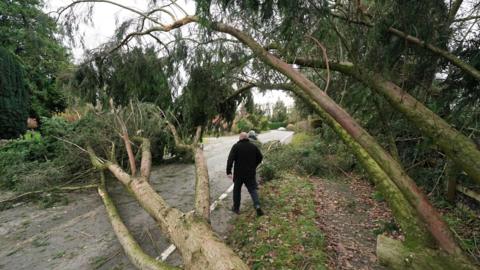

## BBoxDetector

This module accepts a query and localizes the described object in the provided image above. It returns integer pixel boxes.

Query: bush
[0,102,176,192]
[259,133,354,181]
[268,121,285,130]
[0,47,29,139]
[235,118,254,132]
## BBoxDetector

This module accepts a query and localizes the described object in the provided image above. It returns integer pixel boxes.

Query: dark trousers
[233,177,260,211]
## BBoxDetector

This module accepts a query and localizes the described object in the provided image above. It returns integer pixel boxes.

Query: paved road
[0,130,293,269]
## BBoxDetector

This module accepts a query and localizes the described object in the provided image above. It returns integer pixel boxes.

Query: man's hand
[227,174,233,181]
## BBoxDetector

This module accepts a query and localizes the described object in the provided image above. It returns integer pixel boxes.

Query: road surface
[0,130,293,269]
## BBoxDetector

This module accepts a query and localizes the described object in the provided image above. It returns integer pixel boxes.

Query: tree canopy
[0,0,70,118]
[0,47,29,139]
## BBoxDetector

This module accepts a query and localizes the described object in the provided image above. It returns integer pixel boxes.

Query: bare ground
[313,175,395,270]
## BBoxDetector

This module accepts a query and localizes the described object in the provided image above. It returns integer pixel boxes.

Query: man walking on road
[227,132,264,216]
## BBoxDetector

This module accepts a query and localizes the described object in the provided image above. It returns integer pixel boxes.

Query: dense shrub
[233,118,254,133]
[259,133,354,181]
[0,103,175,191]
[0,47,29,139]
[268,121,285,130]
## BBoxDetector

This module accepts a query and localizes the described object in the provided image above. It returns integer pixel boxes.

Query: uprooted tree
[56,0,480,268]
[86,105,248,269]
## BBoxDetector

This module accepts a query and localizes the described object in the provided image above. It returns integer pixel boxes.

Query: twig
[53,136,88,153]
[93,249,122,269]
[428,163,447,196]
[0,184,98,209]
[305,35,331,94]
[75,230,94,238]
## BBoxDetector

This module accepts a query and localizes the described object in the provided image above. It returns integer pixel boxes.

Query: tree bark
[194,147,210,221]
[445,160,457,203]
[97,171,178,270]
[387,27,480,81]
[288,86,432,246]
[377,235,477,270]
[291,58,480,190]
[134,137,152,179]
[88,139,248,270]
[210,22,461,254]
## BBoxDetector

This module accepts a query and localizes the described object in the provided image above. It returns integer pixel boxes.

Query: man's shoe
[231,207,239,214]
[255,207,264,217]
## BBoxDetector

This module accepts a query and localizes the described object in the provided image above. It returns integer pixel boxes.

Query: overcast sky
[45,0,294,107]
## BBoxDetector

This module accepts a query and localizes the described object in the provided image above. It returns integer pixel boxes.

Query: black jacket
[226,139,263,181]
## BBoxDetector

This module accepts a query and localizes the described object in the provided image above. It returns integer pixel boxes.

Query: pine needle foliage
[0,47,29,139]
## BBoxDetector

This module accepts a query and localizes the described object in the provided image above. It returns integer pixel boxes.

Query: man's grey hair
[239,132,248,140]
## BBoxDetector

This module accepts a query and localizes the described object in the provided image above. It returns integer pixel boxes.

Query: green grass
[227,174,326,270]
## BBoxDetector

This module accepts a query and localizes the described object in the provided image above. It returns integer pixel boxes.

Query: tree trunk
[387,27,480,81]
[445,160,457,203]
[88,139,248,270]
[194,147,210,221]
[210,22,461,254]
[292,58,480,194]
[288,86,432,245]
[97,171,178,270]
[356,70,480,188]
[376,235,477,270]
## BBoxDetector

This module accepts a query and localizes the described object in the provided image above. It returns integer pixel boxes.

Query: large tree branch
[133,137,152,179]
[107,15,197,55]
[193,146,210,221]
[209,20,464,255]
[331,13,480,81]
[387,27,480,81]
[56,0,164,26]
[97,171,178,270]
[448,0,464,24]
[223,84,255,102]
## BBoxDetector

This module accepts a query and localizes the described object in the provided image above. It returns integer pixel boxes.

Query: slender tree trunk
[88,138,248,270]
[387,27,480,81]
[210,22,461,254]
[97,171,178,270]
[194,147,210,221]
[377,235,476,270]
[445,160,458,203]
[289,86,432,245]
[292,58,480,189]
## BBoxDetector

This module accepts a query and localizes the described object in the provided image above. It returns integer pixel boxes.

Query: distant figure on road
[248,130,257,140]
[248,130,261,148]
[227,132,264,216]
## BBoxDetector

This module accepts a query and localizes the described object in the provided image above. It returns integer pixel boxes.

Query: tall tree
[70,46,172,108]
[0,47,29,139]
[271,99,287,123]
[56,0,480,267]
[0,0,70,118]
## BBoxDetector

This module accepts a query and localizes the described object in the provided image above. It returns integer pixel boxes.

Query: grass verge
[226,174,326,270]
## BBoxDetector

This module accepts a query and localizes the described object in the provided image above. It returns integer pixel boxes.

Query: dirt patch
[313,175,395,270]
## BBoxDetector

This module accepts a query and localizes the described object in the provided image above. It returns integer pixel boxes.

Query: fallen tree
[55,1,477,266]
[88,131,247,269]
[208,20,463,255]
[377,235,477,270]
[288,57,480,187]
[249,82,477,269]
[97,171,178,270]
